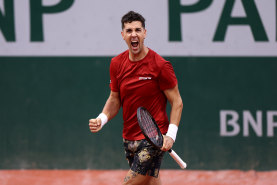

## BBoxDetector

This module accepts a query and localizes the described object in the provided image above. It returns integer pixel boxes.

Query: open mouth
[131,41,139,48]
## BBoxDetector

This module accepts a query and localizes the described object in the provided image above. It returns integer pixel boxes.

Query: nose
[131,31,137,37]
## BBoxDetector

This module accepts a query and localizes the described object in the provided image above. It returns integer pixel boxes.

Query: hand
[161,135,174,151]
[89,118,102,133]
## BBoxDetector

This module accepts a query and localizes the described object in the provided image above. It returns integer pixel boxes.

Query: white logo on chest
[139,77,152,80]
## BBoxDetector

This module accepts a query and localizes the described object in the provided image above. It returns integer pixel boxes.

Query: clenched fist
[89,118,102,133]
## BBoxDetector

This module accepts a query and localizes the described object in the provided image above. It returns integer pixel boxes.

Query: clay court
[1,170,277,185]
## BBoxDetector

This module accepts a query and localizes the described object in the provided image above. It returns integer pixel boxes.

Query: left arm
[161,84,183,151]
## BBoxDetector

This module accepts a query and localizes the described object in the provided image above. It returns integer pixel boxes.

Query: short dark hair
[121,11,145,29]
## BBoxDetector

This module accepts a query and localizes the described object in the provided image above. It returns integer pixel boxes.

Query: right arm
[89,91,121,133]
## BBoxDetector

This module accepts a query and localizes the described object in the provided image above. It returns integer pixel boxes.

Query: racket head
[137,107,163,149]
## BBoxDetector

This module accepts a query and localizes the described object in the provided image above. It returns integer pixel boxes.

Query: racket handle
[168,149,187,169]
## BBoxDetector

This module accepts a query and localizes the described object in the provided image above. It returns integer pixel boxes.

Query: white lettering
[220,110,277,137]
[267,111,277,137]
[220,110,240,136]
[243,111,262,137]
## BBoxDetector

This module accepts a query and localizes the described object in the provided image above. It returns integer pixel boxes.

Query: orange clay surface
[0,170,277,185]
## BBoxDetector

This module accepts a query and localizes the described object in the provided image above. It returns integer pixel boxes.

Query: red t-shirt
[110,48,177,140]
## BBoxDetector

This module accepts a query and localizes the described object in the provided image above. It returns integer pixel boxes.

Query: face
[121,21,147,56]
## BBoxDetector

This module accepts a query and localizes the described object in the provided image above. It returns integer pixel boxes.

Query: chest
[118,60,160,98]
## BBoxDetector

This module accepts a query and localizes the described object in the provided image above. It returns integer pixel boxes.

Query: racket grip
[168,149,187,169]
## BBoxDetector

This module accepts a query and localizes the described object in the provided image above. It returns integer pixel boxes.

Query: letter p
[168,0,213,41]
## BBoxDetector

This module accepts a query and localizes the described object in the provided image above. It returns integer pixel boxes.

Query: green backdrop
[0,57,277,170]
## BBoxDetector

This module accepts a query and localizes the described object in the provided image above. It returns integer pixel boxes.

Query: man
[89,11,183,185]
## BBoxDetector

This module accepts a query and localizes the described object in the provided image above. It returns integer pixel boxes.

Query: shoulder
[148,48,169,68]
[111,50,129,65]
[110,50,129,76]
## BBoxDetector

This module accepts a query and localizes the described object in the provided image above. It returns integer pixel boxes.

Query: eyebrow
[125,28,132,32]
[125,27,142,31]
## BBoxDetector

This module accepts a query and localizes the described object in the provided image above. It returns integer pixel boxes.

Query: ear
[143,29,147,39]
[121,31,125,40]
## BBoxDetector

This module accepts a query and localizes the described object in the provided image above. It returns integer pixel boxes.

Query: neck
[129,46,149,62]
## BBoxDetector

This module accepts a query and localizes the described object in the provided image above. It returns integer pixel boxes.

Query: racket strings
[143,112,157,138]
[140,110,159,142]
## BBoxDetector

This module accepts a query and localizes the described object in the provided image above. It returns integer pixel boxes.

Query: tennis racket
[137,107,187,169]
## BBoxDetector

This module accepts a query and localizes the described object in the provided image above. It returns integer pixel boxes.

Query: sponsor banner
[0,0,276,56]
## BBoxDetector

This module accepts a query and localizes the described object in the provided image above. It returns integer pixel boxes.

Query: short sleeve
[158,61,177,91]
[109,60,119,92]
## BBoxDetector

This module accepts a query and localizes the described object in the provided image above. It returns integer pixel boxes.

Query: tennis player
[89,11,183,185]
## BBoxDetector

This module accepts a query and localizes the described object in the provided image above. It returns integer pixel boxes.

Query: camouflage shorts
[123,139,165,178]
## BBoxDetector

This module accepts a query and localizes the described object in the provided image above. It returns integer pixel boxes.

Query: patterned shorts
[123,139,165,178]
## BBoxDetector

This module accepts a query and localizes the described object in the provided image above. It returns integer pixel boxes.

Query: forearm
[89,91,120,133]
[169,97,183,126]
[163,85,183,143]
[164,85,183,127]
[102,91,121,121]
